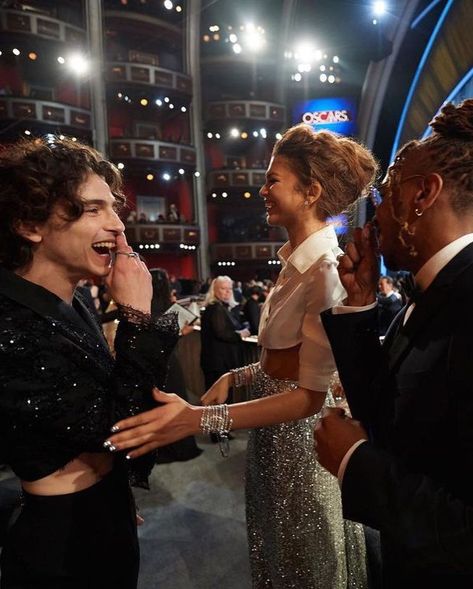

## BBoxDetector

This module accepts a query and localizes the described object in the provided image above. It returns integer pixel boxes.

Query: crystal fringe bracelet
[200,404,233,457]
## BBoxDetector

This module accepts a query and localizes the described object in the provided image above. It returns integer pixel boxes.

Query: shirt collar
[415,233,473,291]
[277,224,339,274]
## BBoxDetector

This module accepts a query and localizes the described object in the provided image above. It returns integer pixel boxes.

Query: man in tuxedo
[315,99,473,588]
[376,275,402,335]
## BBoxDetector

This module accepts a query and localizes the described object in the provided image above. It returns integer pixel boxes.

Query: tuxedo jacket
[0,267,178,486]
[322,243,473,588]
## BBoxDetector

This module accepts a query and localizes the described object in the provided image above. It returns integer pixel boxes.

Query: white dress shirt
[258,224,346,391]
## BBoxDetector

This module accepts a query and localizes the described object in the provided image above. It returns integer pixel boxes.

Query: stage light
[169,103,174,109]
[253,130,259,137]
[68,53,89,75]
[275,132,282,140]
[181,106,187,112]
[28,52,37,61]
[233,43,242,54]
[57,56,65,64]
[260,128,267,139]
[155,98,163,106]
[229,33,238,43]
[162,173,171,181]
[230,128,239,138]
[178,168,185,175]
[12,48,20,56]
[164,0,173,9]
[293,73,302,82]
[176,5,182,12]
[24,130,31,135]
[215,133,221,139]
[244,192,251,198]
[194,171,200,177]
[117,162,125,170]
[146,173,154,181]
[320,73,327,82]
[222,192,228,198]
[164,96,170,102]
[373,1,387,16]
[140,98,148,106]
[241,131,248,139]
[333,55,339,63]
[207,132,213,138]
[328,75,335,83]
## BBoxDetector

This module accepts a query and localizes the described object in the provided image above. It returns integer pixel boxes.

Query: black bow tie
[403,273,422,303]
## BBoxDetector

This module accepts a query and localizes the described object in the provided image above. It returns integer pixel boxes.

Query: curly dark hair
[272,124,378,220]
[396,99,473,214]
[0,136,125,270]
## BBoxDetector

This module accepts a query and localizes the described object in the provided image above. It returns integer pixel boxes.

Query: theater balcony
[0,97,91,134]
[110,138,195,166]
[0,8,85,45]
[206,100,285,125]
[207,169,266,192]
[106,62,192,96]
[125,223,199,249]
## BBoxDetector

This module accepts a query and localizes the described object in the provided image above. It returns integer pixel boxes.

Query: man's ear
[14,221,43,244]
[415,172,443,212]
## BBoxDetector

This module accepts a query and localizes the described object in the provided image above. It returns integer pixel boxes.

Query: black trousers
[0,465,139,589]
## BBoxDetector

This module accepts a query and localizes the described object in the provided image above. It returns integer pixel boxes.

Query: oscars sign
[292,97,357,136]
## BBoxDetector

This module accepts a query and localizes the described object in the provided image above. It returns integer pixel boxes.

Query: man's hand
[337,223,379,307]
[106,233,152,313]
[105,389,201,459]
[314,407,368,476]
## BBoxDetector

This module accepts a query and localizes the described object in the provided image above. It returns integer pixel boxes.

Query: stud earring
[414,208,423,217]
[304,200,310,206]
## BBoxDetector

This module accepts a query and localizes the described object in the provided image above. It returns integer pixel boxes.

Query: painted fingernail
[103,440,112,448]
[125,454,132,460]
[111,425,120,433]
[108,444,117,452]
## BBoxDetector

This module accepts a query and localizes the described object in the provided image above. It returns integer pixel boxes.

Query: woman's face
[214,279,233,302]
[259,156,307,228]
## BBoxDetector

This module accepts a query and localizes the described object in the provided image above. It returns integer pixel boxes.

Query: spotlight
[244,192,251,198]
[67,53,89,75]
[259,128,267,139]
[232,44,242,54]
[176,5,182,12]
[373,1,387,16]
[215,133,221,139]
[146,173,154,181]
[162,173,171,181]
[241,131,248,139]
[293,73,302,82]
[57,56,65,64]
[194,171,200,177]
[333,55,339,63]
[24,130,31,135]
[12,48,20,56]
[181,106,187,112]
[178,168,185,175]
[155,98,163,106]
[328,75,335,83]
[140,98,148,106]
[117,162,125,170]
[222,192,228,198]
[230,128,239,138]
[164,96,170,103]
[164,0,173,9]
[207,132,213,138]
[28,52,37,61]
[320,73,327,82]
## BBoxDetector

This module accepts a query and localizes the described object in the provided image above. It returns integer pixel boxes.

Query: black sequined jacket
[0,267,179,485]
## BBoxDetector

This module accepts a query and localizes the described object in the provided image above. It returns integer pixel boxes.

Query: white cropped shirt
[258,224,346,391]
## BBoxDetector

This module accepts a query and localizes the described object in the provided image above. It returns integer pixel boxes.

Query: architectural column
[85,0,109,156]
[186,0,210,280]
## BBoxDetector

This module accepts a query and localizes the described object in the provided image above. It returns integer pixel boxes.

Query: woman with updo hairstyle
[106,124,378,588]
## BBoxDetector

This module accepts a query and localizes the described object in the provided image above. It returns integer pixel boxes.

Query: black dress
[0,268,179,589]
[200,301,245,390]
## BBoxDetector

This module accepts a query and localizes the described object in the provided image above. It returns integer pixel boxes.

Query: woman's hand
[201,373,232,405]
[337,223,379,307]
[105,389,201,459]
[106,233,152,313]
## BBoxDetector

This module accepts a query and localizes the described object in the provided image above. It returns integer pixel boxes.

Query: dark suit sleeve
[321,307,382,424]
[342,442,473,573]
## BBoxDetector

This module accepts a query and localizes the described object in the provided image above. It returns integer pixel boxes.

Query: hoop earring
[414,208,423,217]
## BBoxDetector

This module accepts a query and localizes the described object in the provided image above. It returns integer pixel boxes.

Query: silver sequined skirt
[245,367,367,589]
